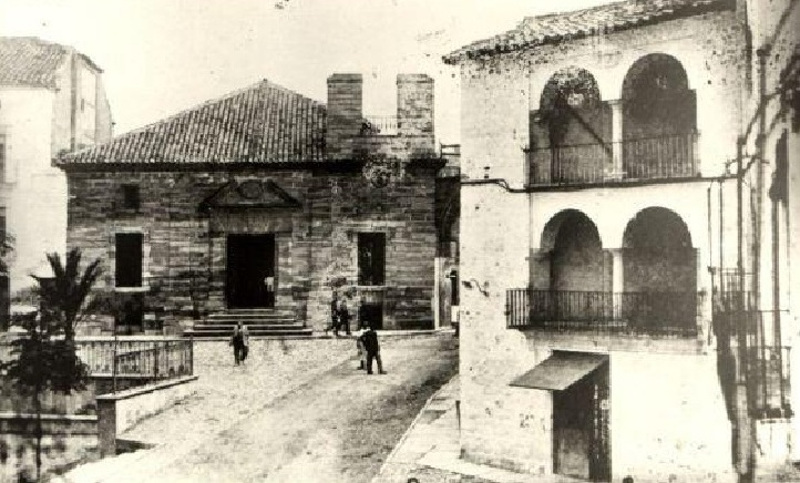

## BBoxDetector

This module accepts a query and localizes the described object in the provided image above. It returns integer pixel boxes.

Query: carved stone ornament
[362,154,404,188]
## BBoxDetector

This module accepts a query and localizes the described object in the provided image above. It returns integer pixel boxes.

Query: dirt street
[56,334,458,483]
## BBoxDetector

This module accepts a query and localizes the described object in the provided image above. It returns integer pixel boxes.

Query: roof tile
[443,0,734,63]
[58,79,328,166]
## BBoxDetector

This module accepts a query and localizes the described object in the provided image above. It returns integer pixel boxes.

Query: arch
[621,53,690,101]
[541,209,604,252]
[539,66,603,113]
[531,67,612,183]
[622,207,695,293]
[622,206,693,250]
[621,53,697,178]
[541,210,606,292]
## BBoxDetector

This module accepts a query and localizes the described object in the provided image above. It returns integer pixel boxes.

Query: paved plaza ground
[52,333,458,483]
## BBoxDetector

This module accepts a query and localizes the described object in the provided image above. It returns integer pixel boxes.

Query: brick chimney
[326,73,363,159]
[397,74,435,154]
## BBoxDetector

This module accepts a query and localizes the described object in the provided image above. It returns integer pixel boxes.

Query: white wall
[0,87,66,294]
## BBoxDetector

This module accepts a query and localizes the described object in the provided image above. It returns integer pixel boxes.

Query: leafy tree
[1,248,101,481]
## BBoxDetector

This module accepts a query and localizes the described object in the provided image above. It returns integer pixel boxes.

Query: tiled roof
[0,37,72,88]
[443,0,734,63]
[57,79,328,166]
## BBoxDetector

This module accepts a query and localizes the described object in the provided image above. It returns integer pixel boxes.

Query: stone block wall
[66,162,440,333]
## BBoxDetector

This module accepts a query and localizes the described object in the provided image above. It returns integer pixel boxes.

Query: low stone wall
[0,413,98,481]
[96,375,197,456]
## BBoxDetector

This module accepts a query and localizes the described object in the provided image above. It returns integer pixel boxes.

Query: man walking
[231,321,249,365]
[360,323,386,375]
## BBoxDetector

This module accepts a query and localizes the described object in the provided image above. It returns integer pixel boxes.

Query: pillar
[609,99,624,178]
[610,248,624,318]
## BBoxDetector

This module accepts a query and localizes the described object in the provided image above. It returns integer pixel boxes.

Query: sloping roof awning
[510,351,608,391]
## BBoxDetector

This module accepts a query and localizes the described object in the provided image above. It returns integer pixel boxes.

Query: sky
[1,0,611,143]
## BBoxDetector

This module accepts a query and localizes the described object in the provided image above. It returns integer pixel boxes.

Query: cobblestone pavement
[53,333,458,483]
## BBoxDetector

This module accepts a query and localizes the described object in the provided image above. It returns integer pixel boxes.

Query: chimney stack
[326,73,363,159]
[397,74,435,154]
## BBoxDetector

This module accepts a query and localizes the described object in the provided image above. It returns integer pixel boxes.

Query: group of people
[228,292,385,375]
[326,292,351,336]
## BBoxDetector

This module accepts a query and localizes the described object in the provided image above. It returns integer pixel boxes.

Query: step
[211,307,294,315]
[183,328,313,338]
[191,324,307,331]
[206,314,296,323]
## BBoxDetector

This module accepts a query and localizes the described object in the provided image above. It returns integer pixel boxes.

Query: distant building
[0,36,113,329]
[57,73,458,336]
[442,0,795,481]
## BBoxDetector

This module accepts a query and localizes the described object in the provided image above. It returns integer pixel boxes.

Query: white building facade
[0,37,112,326]
[443,0,796,481]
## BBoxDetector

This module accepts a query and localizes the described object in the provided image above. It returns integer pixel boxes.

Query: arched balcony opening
[524,211,611,326]
[621,54,698,179]
[548,211,605,292]
[507,207,698,338]
[528,67,612,185]
[620,207,698,335]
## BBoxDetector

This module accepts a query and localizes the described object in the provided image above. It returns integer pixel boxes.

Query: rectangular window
[115,233,143,287]
[358,233,386,286]
[122,184,140,210]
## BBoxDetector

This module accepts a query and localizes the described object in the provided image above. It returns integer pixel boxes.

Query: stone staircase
[183,307,313,338]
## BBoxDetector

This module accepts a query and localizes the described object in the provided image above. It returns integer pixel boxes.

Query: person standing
[327,292,339,336]
[231,320,244,366]
[360,323,386,375]
[338,298,352,336]
[354,323,367,370]
[240,321,250,363]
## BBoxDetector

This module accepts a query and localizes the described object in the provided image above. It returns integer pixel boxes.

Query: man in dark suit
[360,323,386,375]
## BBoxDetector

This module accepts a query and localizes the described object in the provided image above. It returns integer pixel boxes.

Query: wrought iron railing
[526,142,611,185]
[75,338,193,381]
[622,133,698,179]
[506,289,699,337]
[525,132,699,186]
[710,268,754,315]
[744,345,791,418]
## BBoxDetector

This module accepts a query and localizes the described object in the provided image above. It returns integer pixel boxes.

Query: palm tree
[1,248,101,480]
[33,248,102,342]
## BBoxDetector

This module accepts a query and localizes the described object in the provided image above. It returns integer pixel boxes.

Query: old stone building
[442,0,787,481]
[0,37,113,329]
[57,73,457,336]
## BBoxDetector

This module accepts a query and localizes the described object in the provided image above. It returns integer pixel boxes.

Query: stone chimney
[397,74,435,154]
[326,73,363,159]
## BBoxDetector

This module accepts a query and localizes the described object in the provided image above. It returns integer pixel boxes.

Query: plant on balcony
[0,248,100,481]
[538,67,602,147]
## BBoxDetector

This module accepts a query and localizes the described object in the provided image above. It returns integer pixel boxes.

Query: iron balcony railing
[506,289,699,337]
[710,268,755,315]
[526,132,699,186]
[744,345,791,418]
[75,338,193,381]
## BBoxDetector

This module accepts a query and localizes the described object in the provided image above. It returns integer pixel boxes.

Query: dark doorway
[553,361,610,482]
[358,233,386,286]
[359,303,383,330]
[226,234,276,308]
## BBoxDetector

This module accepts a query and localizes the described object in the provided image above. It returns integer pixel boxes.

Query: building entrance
[553,360,610,482]
[226,234,276,308]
